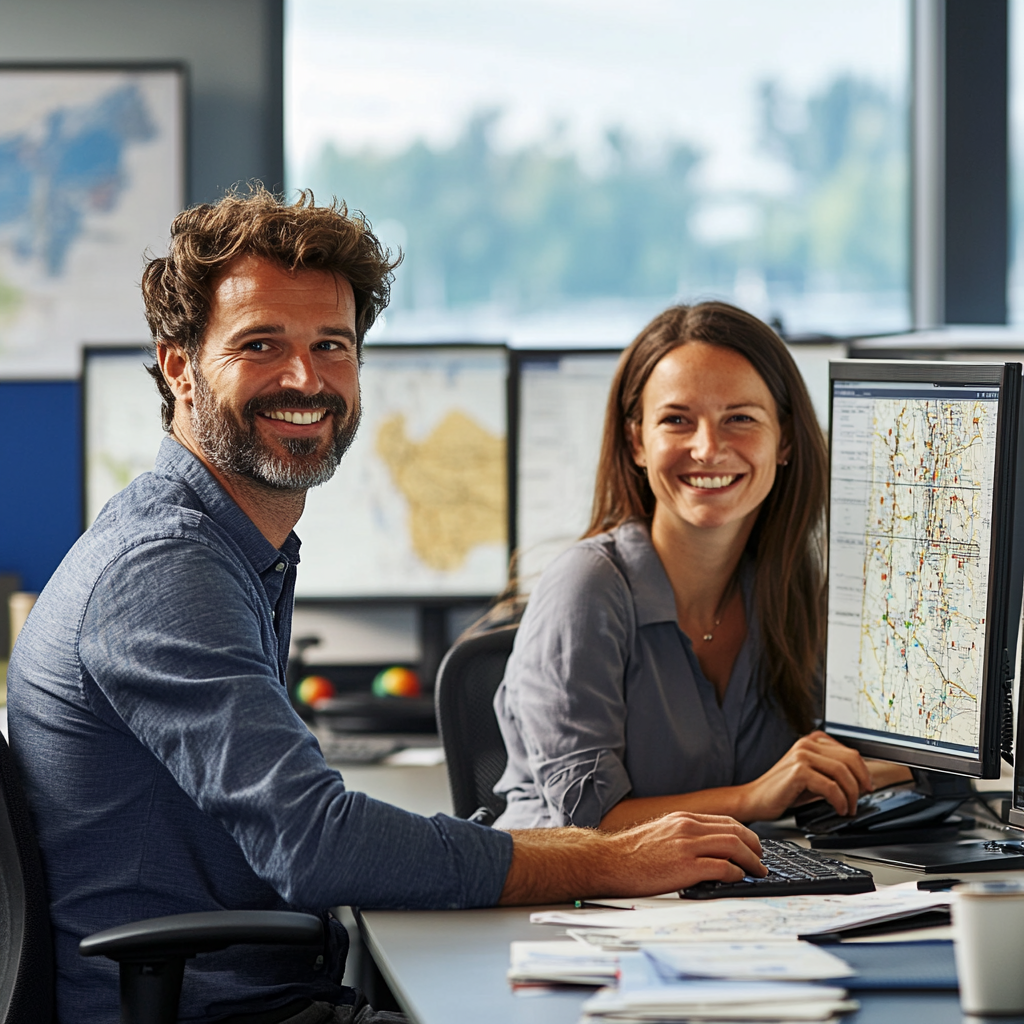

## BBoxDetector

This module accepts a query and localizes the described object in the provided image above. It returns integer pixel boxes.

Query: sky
[286,0,909,195]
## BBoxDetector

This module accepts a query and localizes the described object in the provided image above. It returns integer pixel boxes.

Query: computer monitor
[295,343,510,600]
[510,349,622,587]
[822,360,1024,868]
[83,343,511,601]
[83,346,165,526]
[825,360,1023,777]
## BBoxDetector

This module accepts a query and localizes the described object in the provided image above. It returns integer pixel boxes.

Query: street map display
[825,380,1000,755]
[296,345,508,598]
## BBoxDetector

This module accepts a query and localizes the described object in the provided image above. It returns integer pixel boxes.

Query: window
[286,0,910,342]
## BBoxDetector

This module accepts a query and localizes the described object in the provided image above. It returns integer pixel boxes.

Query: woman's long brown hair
[586,302,828,734]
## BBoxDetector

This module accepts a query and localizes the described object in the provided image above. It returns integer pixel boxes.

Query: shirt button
[315,955,324,968]
[275,562,286,572]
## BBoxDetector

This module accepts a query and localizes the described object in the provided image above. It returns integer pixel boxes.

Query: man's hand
[498,812,765,905]
[735,731,872,821]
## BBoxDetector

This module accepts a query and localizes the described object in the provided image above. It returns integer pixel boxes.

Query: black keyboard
[679,838,875,899]
[315,734,401,764]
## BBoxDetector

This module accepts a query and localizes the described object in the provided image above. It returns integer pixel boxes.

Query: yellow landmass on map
[376,410,506,571]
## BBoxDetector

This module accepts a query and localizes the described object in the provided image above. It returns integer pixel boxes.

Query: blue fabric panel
[0,380,81,592]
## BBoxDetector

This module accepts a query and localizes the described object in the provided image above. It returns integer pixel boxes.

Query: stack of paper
[508,941,619,986]
[508,939,852,988]
[581,951,857,1022]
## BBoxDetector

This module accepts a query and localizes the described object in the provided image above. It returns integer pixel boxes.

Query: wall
[0,0,284,204]
[0,0,284,592]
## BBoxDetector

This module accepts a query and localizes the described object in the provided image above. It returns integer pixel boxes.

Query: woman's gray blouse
[492,520,797,829]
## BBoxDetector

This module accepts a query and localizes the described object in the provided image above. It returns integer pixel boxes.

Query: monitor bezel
[825,359,1022,779]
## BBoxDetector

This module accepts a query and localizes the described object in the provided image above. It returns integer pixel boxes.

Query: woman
[493,301,906,830]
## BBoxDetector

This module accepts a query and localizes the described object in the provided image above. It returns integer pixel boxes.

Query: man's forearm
[498,827,617,905]
[497,812,766,906]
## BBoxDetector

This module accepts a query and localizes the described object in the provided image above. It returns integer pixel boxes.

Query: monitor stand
[813,769,1024,872]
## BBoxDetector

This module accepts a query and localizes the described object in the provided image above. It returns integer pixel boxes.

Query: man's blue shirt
[7,437,513,1024]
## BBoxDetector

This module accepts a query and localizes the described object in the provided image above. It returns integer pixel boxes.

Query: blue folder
[829,941,957,990]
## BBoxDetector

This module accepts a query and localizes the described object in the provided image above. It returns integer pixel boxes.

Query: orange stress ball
[372,667,422,698]
[296,675,336,706]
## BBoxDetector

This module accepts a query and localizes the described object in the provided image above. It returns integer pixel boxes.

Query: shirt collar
[154,436,301,571]
[611,520,678,627]
[612,518,754,629]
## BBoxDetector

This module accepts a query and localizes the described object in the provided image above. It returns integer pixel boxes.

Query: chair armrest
[79,910,323,962]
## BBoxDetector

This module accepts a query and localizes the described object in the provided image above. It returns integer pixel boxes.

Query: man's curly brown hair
[142,184,401,429]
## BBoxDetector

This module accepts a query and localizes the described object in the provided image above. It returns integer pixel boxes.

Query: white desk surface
[358,848,1024,1024]
[336,761,452,818]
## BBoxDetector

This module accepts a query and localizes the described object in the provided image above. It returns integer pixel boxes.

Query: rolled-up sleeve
[494,545,636,828]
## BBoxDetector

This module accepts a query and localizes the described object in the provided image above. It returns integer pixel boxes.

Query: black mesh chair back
[434,625,517,821]
[0,734,54,1024]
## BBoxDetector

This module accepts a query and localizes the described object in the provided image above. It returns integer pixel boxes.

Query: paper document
[645,941,855,981]
[509,939,852,987]
[533,882,949,942]
[508,941,618,985]
[581,952,856,1021]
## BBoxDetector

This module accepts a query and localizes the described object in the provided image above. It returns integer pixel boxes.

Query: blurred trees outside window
[287,0,909,340]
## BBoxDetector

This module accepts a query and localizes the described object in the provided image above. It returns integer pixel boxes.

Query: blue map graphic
[0,82,156,277]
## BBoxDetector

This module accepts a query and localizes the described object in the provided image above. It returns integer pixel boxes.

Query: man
[7,188,765,1024]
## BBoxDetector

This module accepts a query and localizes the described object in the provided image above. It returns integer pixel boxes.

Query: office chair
[0,733,322,1024]
[434,624,517,823]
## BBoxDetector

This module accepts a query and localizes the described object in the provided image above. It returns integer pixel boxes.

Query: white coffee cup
[953,879,1024,1015]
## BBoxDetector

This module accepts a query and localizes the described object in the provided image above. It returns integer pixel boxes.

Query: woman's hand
[866,758,914,788]
[735,731,873,821]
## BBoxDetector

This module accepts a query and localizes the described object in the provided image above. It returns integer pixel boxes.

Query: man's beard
[189,365,360,491]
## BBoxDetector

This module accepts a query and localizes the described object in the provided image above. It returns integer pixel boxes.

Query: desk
[338,761,452,818]
[357,851,1024,1024]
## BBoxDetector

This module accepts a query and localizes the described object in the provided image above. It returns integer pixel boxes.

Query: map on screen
[296,345,509,598]
[825,379,1000,755]
[84,345,510,599]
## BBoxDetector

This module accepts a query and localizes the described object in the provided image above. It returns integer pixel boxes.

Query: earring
[779,459,789,466]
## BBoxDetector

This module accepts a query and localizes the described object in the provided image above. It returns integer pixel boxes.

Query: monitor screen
[512,349,621,587]
[83,346,165,526]
[83,343,511,601]
[295,344,510,599]
[825,360,1022,778]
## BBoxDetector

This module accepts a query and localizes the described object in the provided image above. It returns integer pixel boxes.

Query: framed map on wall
[0,64,185,378]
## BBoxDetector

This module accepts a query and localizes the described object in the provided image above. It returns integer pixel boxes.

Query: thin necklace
[702,573,740,642]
